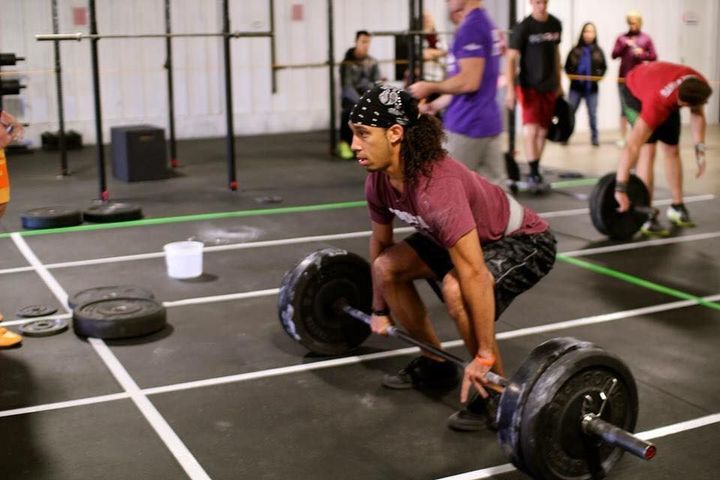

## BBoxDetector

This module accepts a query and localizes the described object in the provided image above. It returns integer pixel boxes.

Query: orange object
[0,327,23,348]
[0,149,10,204]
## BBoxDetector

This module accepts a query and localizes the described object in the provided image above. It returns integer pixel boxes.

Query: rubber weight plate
[519,346,639,480]
[20,206,83,230]
[83,202,143,223]
[73,297,166,339]
[278,248,372,356]
[68,285,155,310]
[589,173,650,240]
[16,304,59,318]
[497,337,592,470]
[20,318,69,337]
[547,96,575,143]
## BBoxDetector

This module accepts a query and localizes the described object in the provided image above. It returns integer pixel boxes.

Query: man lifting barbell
[347,84,556,431]
[614,61,712,236]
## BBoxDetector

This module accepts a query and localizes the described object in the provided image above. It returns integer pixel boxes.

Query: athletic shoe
[666,205,695,228]
[616,139,626,148]
[382,356,459,390]
[336,141,354,160]
[640,214,670,237]
[447,390,501,432]
[526,174,551,195]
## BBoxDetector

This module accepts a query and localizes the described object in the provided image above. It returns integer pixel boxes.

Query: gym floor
[0,127,718,480]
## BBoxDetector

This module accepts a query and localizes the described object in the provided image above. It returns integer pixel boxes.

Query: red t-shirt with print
[626,62,707,129]
[365,155,547,248]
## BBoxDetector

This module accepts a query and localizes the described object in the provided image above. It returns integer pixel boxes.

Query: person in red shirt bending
[614,61,712,235]
[349,84,556,432]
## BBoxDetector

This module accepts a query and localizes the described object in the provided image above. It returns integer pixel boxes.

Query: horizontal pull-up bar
[36,31,273,41]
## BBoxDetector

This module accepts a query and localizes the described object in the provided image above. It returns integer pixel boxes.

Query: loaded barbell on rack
[277,248,656,480]
[589,173,654,240]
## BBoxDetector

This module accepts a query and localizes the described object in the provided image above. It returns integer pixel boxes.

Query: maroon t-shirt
[365,156,548,248]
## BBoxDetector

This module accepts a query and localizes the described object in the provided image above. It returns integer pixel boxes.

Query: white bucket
[163,241,204,279]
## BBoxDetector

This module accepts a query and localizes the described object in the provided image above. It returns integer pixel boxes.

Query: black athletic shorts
[404,229,557,319]
[621,87,681,145]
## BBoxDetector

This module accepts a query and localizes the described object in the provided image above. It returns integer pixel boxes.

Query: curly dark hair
[400,114,446,184]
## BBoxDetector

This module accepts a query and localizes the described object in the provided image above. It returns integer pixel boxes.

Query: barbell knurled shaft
[341,303,508,387]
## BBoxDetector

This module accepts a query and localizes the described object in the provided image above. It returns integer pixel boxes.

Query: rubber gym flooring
[0,129,718,479]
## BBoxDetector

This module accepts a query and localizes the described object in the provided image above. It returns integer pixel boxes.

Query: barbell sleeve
[340,303,508,387]
[632,205,656,215]
[582,414,657,461]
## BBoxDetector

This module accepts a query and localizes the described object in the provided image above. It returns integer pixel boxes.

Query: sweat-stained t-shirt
[365,156,548,248]
[443,7,503,138]
[626,62,707,130]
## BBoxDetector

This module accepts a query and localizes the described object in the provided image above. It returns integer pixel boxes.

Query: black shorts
[621,87,681,145]
[404,230,557,319]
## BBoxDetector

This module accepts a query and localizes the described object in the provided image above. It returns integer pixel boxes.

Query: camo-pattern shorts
[404,229,557,319]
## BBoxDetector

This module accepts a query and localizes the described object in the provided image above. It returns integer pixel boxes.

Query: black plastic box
[110,125,168,182]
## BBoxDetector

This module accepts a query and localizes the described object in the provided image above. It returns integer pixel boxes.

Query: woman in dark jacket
[564,22,607,145]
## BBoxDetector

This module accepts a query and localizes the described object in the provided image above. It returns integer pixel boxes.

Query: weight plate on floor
[20,206,83,230]
[589,173,650,240]
[20,318,69,337]
[72,297,166,339]
[497,337,593,470]
[519,345,639,480]
[278,248,372,356]
[68,285,155,310]
[82,202,143,223]
[16,304,59,318]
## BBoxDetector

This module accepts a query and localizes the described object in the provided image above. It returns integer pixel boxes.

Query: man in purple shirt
[612,10,657,145]
[408,0,503,184]
[349,84,556,432]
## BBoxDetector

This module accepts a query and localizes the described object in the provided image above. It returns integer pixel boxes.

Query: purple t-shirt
[443,8,502,138]
[365,156,548,248]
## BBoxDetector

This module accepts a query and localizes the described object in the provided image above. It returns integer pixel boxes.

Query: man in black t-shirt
[505,0,562,192]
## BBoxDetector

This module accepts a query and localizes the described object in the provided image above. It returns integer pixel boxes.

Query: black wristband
[614,181,628,193]
[372,308,390,316]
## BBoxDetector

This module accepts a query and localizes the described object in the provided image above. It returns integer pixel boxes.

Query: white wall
[0,0,717,147]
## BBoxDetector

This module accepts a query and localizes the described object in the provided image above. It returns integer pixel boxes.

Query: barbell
[278,248,656,480]
[589,173,654,240]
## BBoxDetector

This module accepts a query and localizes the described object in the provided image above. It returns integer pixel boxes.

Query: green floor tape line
[558,254,720,312]
[550,178,599,189]
[0,200,368,238]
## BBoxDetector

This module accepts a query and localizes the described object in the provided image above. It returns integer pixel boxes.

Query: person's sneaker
[640,213,670,237]
[447,390,501,432]
[382,356,459,390]
[526,174,550,195]
[336,141,354,160]
[666,204,695,228]
[592,139,600,147]
[615,139,626,148]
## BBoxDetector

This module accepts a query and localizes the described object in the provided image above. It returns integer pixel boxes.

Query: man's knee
[441,274,464,319]
[372,250,411,286]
